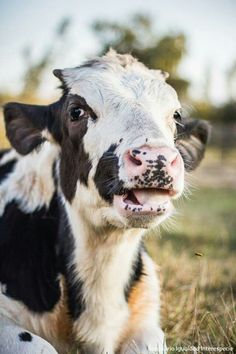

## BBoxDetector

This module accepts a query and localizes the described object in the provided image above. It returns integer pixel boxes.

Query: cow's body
[0,144,163,353]
[0,51,209,354]
[0,146,67,350]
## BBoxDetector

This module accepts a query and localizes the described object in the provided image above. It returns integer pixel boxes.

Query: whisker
[99,156,117,162]
[96,176,117,184]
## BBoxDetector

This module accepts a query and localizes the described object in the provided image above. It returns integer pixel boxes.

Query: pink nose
[124,146,183,191]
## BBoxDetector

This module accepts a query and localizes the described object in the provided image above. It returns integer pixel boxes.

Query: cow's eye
[70,107,86,121]
[173,110,182,121]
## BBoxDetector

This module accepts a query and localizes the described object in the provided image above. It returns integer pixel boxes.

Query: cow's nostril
[171,154,178,167]
[128,149,143,166]
[132,149,141,155]
[129,154,142,166]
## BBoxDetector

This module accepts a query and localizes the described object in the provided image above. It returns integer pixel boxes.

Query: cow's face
[4,51,210,229]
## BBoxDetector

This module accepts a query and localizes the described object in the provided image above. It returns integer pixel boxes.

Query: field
[0,113,235,353]
[0,115,8,149]
[145,149,236,353]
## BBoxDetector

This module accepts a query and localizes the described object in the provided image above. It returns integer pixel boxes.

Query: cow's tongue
[131,188,170,206]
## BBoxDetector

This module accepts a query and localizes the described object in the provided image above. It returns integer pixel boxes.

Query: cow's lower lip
[113,188,172,216]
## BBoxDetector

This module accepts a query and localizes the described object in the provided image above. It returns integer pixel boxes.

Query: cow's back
[0,143,62,313]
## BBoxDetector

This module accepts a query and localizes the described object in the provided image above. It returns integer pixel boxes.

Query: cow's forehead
[61,54,180,114]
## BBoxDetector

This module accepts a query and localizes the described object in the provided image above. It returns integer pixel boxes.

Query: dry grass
[147,242,236,353]
[146,185,236,353]
[0,112,9,149]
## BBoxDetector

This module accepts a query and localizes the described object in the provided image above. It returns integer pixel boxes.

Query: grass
[145,187,236,353]
[0,113,9,149]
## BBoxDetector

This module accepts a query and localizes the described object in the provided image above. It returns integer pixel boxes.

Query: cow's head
[3,51,210,229]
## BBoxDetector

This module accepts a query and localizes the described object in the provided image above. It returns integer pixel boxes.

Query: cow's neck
[64,200,142,296]
[62,200,143,351]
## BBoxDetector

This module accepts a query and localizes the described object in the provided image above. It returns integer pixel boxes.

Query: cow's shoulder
[0,142,62,313]
[0,142,59,215]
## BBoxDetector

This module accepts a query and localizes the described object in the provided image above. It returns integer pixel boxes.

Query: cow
[0,50,209,354]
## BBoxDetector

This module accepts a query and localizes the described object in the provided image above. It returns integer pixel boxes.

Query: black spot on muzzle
[132,155,174,190]
[94,144,125,203]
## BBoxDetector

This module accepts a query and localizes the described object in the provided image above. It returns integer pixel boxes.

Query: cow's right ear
[175,118,211,171]
[3,101,61,155]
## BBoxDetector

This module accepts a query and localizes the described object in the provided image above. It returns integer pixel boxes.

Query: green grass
[163,188,236,257]
[145,187,236,353]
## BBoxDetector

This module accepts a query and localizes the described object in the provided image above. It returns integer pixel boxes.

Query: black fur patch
[18,332,32,342]
[132,154,174,190]
[0,195,61,313]
[125,244,145,300]
[60,139,91,202]
[0,149,10,160]
[58,205,86,319]
[79,59,102,69]
[0,149,16,183]
[0,149,86,318]
[3,94,95,202]
[59,94,95,202]
[94,144,125,203]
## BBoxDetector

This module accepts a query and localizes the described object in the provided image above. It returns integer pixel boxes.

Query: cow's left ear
[175,118,211,171]
[3,101,61,155]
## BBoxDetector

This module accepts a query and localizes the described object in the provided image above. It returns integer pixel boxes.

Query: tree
[20,17,71,100]
[92,14,189,99]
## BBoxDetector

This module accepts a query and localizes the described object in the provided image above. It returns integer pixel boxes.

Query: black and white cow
[0,50,209,354]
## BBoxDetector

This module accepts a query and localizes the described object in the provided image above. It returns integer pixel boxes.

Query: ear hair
[151,69,169,81]
[176,118,211,171]
[53,68,70,94]
[3,101,62,155]
[53,69,63,80]
[4,103,48,155]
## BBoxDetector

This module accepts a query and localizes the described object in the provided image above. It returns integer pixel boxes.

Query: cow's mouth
[113,188,173,217]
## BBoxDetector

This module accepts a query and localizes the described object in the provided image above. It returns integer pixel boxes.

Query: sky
[0,0,236,104]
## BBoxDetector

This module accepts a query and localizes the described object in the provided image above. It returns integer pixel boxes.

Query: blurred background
[1,0,236,352]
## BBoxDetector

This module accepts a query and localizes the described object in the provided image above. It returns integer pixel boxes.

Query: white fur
[0,142,59,216]
[60,185,165,353]
[0,149,19,166]
[65,195,143,352]
[61,50,183,230]
[0,277,69,353]
[0,316,58,354]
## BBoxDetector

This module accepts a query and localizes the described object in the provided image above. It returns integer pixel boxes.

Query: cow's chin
[113,188,174,228]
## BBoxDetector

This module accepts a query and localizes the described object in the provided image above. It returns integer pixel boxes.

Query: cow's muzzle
[114,145,184,217]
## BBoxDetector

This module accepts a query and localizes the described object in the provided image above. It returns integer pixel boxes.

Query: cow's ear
[151,69,169,81]
[175,118,211,171]
[3,102,61,155]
